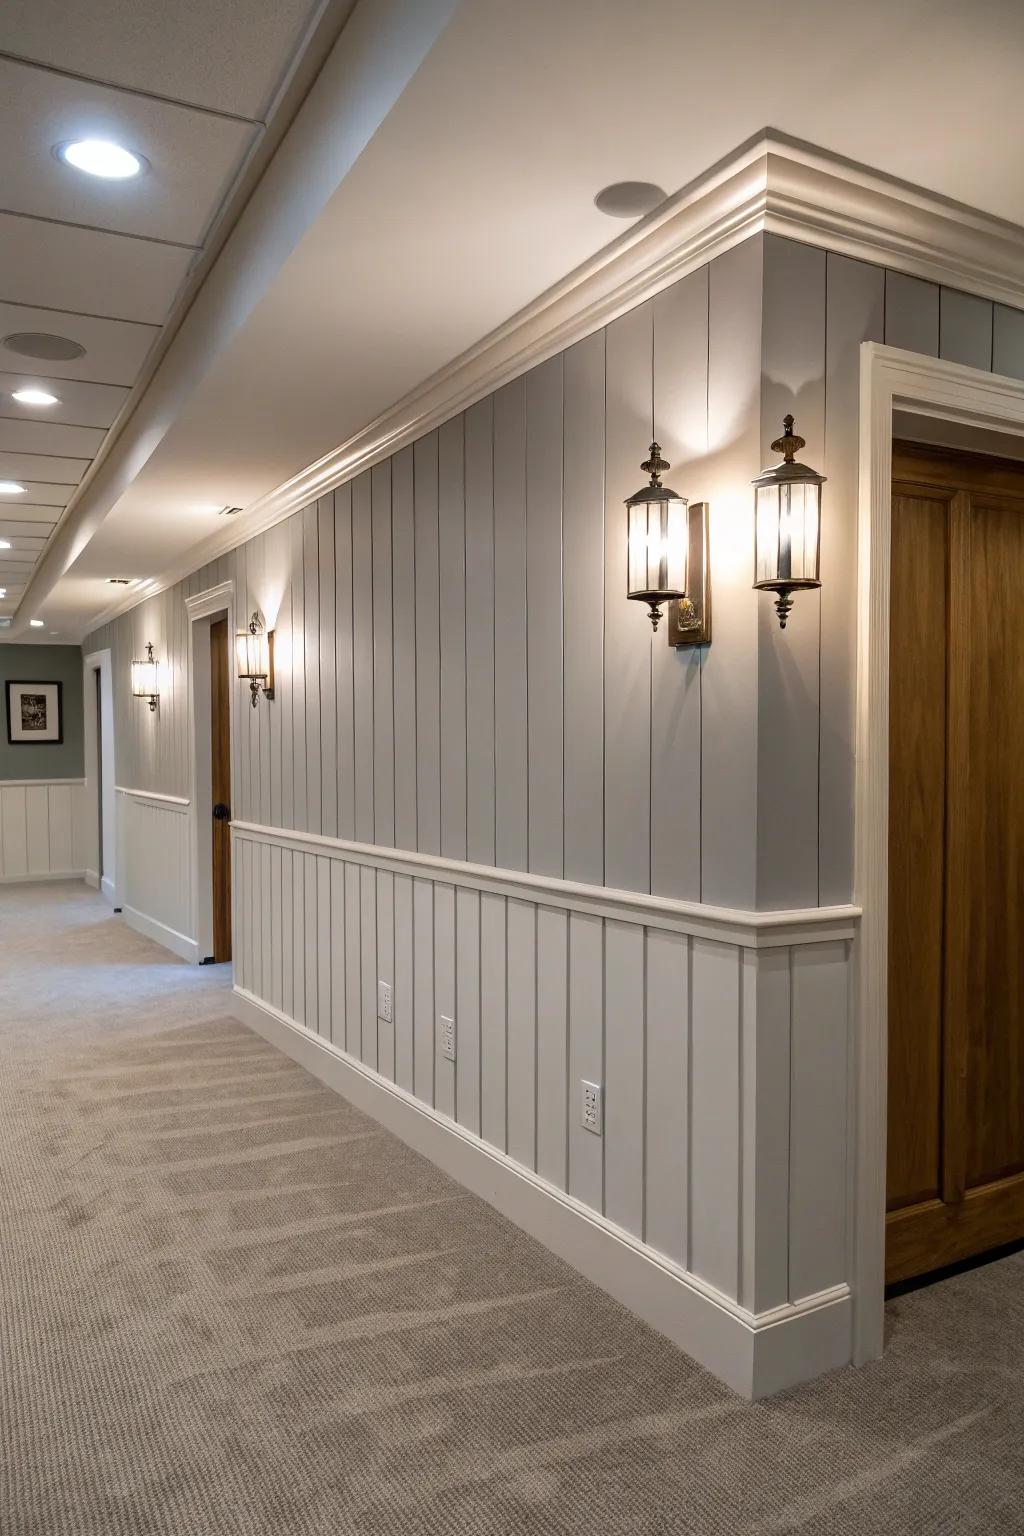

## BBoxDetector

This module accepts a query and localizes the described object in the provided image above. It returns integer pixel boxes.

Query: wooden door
[210,618,232,964]
[887,442,1024,1284]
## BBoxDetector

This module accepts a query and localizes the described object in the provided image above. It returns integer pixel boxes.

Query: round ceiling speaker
[594,181,667,218]
[1,331,86,362]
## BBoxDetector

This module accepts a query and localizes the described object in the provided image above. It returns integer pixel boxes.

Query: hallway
[0,883,1021,1534]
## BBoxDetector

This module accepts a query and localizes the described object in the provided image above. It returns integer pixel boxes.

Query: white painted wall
[0,779,88,881]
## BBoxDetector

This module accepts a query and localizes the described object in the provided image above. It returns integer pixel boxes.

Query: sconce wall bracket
[666,503,711,647]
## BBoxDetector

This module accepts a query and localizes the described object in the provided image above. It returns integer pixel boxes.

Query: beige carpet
[2,883,1023,1535]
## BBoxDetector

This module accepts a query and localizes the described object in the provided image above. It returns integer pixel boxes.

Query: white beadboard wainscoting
[230,818,858,1398]
[115,787,195,962]
[0,780,88,882]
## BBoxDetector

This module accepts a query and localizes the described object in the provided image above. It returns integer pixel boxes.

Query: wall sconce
[236,611,275,707]
[625,442,711,645]
[131,641,160,711]
[752,414,825,629]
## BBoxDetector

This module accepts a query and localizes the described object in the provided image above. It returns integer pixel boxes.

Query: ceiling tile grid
[0,0,324,631]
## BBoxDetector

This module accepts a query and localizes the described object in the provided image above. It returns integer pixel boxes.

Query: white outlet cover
[377,980,392,1024]
[581,1079,603,1136]
[439,1014,456,1061]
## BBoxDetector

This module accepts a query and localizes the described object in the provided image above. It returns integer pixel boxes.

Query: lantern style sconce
[130,641,160,711]
[625,442,711,645]
[236,611,275,707]
[752,414,825,629]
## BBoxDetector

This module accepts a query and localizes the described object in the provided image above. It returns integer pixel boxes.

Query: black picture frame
[4,680,64,746]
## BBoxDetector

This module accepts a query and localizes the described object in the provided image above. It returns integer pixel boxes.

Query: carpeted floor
[2,883,1022,1534]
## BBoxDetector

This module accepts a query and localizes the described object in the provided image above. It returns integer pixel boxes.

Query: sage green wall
[0,645,84,781]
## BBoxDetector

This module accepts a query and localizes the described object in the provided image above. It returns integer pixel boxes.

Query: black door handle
[212,802,230,821]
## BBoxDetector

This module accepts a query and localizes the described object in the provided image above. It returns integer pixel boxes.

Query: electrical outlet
[581,1079,603,1136]
[377,980,393,1024]
[439,1014,456,1061]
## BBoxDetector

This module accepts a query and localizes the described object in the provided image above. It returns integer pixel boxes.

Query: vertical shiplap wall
[85,234,1024,910]
[87,242,766,906]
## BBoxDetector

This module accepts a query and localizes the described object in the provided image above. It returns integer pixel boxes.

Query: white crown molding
[83,130,1024,636]
[231,818,860,947]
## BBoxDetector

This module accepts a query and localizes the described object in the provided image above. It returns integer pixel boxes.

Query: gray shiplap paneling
[562,331,605,887]
[334,483,356,840]
[650,268,706,901]
[700,235,762,909]
[493,379,528,872]
[371,461,395,847]
[438,417,467,861]
[391,448,418,852]
[464,397,496,866]
[885,270,939,355]
[993,303,1024,380]
[317,497,338,838]
[351,472,374,844]
[820,253,884,905]
[303,505,322,835]
[414,434,441,857]
[939,288,993,370]
[434,880,456,1118]
[506,896,536,1169]
[604,301,653,895]
[525,354,564,877]
[535,904,568,1189]
[603,918,645,1237]
[758,235,824,909]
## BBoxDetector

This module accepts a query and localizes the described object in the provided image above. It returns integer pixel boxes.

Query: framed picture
[5,680,64,745]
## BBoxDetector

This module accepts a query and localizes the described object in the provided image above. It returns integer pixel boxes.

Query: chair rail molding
[854,342,1024,1366]
[88,130,1024,632]
[230,819,860,948]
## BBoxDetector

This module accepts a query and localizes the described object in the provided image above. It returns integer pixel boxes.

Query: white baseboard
[0,869,86,885]
[84,869,100,889]
[231,984,851,1399]
[122,902,198,964]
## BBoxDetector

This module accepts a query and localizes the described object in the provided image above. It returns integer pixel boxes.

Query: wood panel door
[210,618,232,964]
[887,442,1024,1284]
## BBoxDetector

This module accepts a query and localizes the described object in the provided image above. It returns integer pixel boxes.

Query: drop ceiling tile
[0,506,62,526]
[0,309,154,387]
[0,0,323,118]
[0,419,106,458]
[0,451,90,482]
[0,213,194,324]
[0,521,55,540]
[0,58,258,246]
[0,482,71,507]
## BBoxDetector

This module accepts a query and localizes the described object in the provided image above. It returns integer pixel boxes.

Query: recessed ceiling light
[0,481,27,495]
[594,181,668,218]
[1,332,86,362]
[29,618,44,627]
[57,139,144,180]
[12,388,60,407]
[0,539,11,549]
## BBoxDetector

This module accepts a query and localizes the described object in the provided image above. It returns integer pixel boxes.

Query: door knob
[212,802,230,821]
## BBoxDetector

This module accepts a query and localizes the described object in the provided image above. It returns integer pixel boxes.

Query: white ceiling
[0,0,344,630]
[5,0,1024,639]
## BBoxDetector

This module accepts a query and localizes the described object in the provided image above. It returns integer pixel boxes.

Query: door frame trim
[185,580,236,964]
[854,342,1024,1364]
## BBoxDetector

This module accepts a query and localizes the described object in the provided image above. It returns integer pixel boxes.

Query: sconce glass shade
[625,442,688,631]
[235,625,269,683]
[752,415,825,628]
[131,642,159,710]
[236,611,274,706]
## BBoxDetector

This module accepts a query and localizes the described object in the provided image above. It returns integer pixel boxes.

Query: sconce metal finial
[641,441,670,486]
[771,415,805,464]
